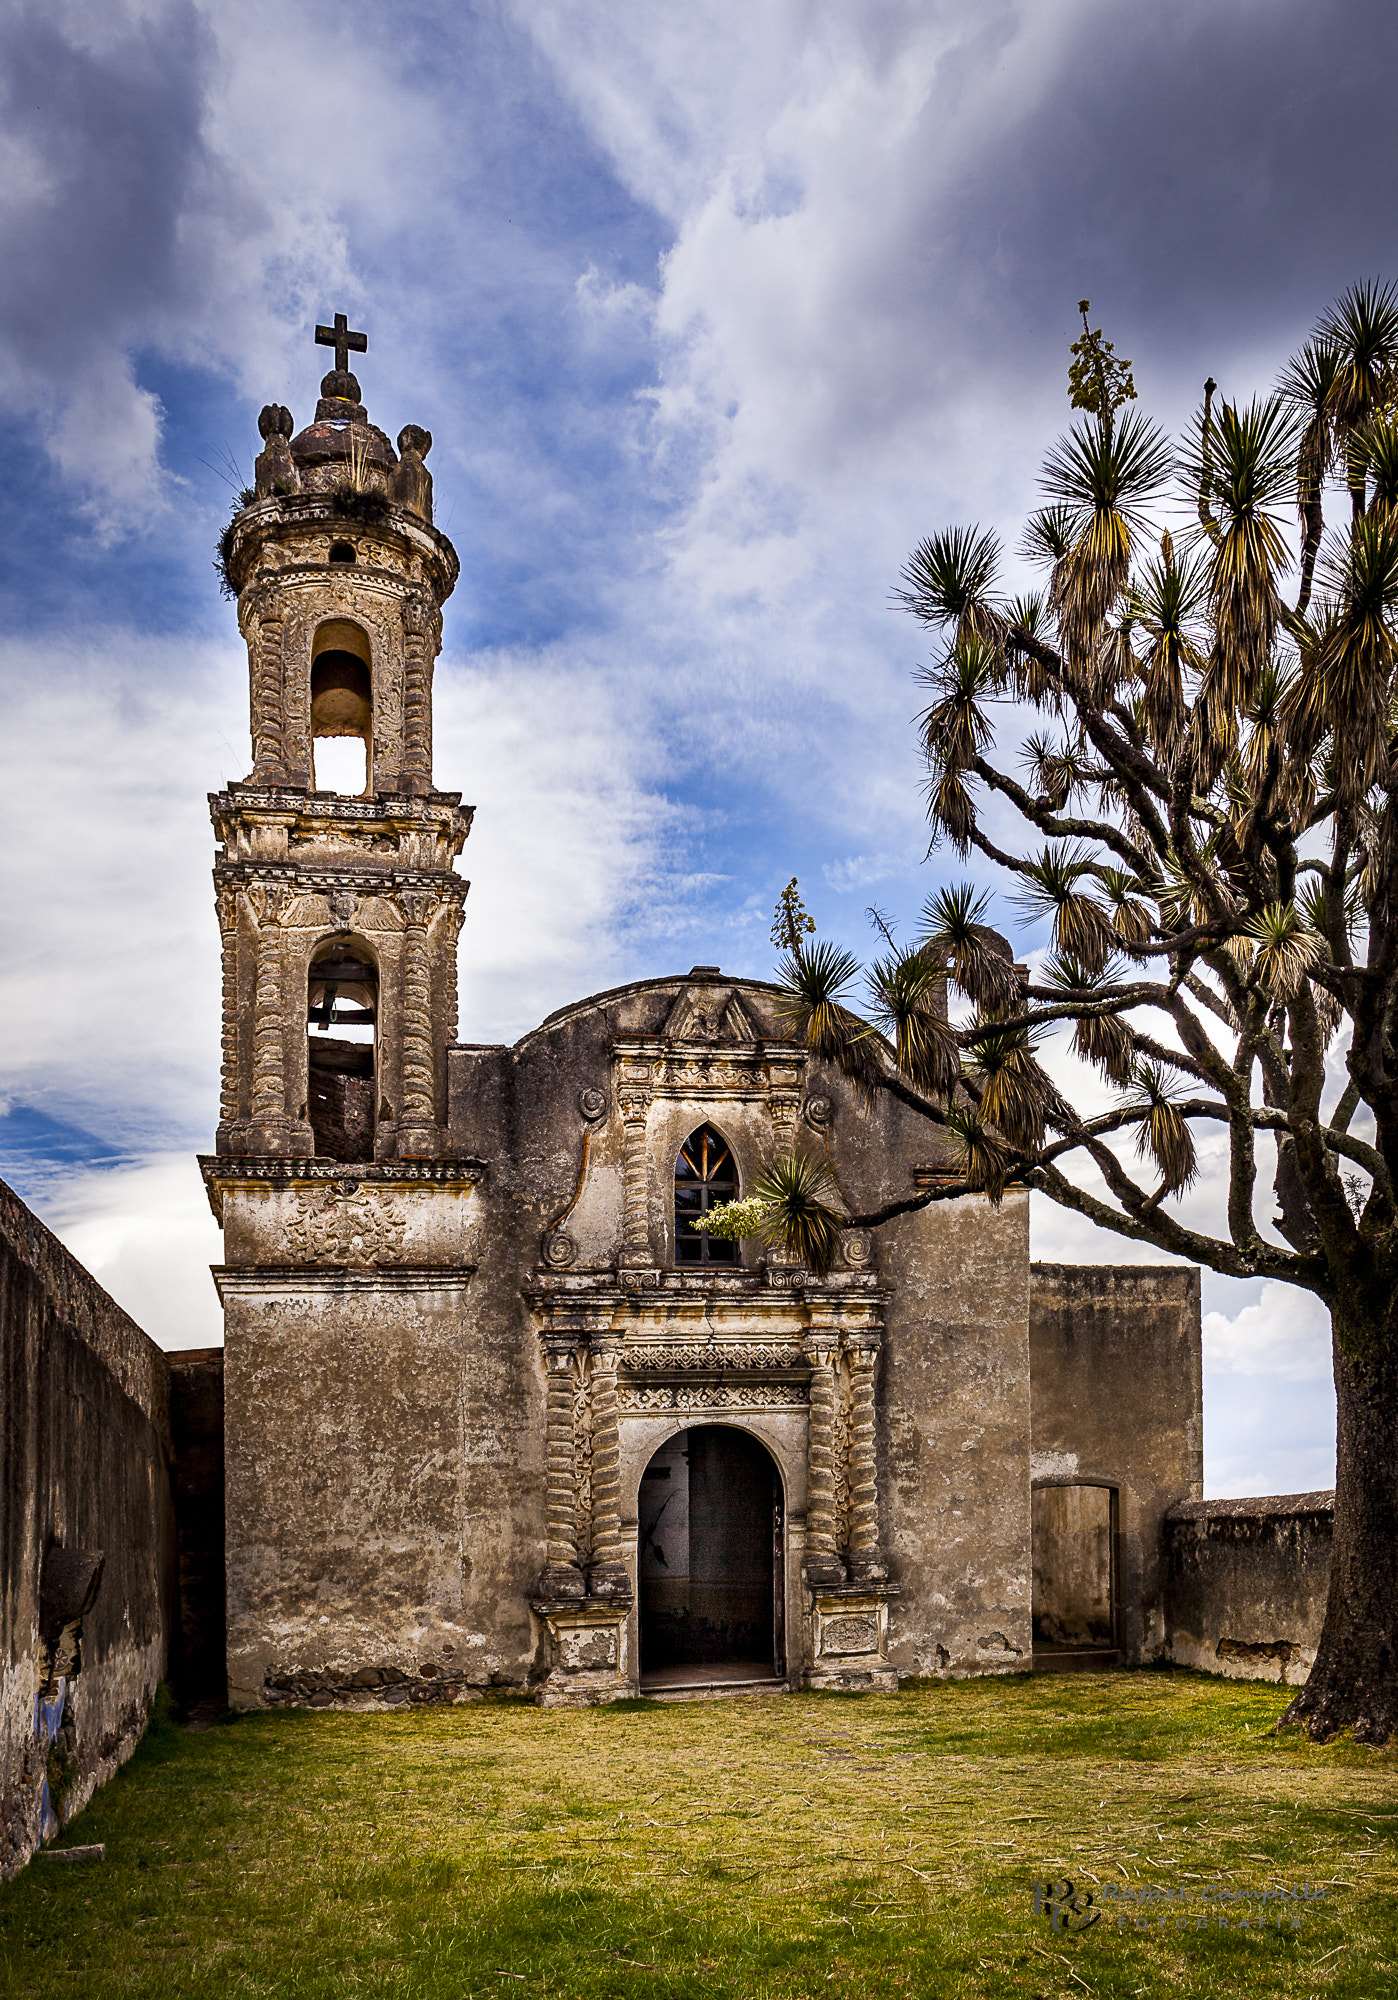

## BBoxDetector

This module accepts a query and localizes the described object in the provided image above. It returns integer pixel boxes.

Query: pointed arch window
[675,1125,739,1265]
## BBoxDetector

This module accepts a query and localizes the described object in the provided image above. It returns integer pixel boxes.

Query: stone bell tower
[209,314,468,1163]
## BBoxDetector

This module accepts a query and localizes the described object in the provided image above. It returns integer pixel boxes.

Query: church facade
[200,331,1202,1710]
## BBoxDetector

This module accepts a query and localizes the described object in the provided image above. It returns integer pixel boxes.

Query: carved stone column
[618,1077,653,1267]
[398,892,437,1156]
[845,1331,887,1582]
[243,587,285,783]
[803,1328,846,1586]
[248,883,296,1149]
[401,596,436,796]
[540,1334,585,1598]
[587,1336,629,1597]
[216,887,242,1139]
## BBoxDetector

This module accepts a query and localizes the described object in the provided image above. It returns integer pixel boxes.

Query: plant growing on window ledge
[698,1154,843,1273]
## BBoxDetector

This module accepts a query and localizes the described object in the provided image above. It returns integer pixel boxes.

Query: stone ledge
[213,1264,476,1297]
[1168,1492,1333,1523]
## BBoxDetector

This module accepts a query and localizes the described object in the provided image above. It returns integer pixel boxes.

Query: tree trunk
[1279,1300,1398,1743]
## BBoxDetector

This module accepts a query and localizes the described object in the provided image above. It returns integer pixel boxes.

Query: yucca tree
[770,285,1398,1746]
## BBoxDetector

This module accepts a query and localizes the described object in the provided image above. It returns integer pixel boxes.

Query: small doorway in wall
[638,1426,785,1692]
[307,947,377,1162]
[1031,1482,1119,1672]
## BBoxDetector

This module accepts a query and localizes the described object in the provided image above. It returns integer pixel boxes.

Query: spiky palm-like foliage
[1014,844,1116,973]
[919,884,1018,1012]
[748,1154,845,1276]
[963,1020,1051,1153]
[940,1103,1014,1202]
[866,950,958,1101]
[775,941,882,1093]
[1123,1061,1199,1194]
[1043,953,1135,1083]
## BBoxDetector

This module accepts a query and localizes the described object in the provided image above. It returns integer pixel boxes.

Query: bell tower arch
[208,320,469,1161]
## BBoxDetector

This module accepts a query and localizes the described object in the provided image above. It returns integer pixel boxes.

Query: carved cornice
[612,1037,806,1092]
[198,1153,485,1222]
[212,1263,476,1299]
[212,862,469,904]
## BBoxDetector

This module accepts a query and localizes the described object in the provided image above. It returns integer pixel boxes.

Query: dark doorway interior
[639,1426,784,1687]
[1031,1482,1118,1671]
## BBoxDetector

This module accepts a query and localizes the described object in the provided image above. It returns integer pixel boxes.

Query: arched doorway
[307,943,377,1162]
[638,1426,785,1691]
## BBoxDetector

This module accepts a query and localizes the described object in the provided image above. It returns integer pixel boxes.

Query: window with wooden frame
[675,1125,739,1265]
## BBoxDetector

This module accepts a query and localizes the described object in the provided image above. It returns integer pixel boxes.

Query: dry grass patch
[1,1671,1394,1998]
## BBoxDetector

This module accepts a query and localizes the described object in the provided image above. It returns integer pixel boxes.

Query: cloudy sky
[3,0,1392,1492]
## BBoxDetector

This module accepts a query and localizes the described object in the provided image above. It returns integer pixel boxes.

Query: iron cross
[315,313,367,374]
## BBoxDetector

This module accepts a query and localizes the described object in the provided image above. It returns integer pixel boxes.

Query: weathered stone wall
[1028,1263,1202,1661]
[877,1195,1034,1677]
[0,1178,176,1879]
[1164,1493,1332,1686]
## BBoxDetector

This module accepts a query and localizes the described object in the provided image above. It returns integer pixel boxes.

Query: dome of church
[288,369,399,493]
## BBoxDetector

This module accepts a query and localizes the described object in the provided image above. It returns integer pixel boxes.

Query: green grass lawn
[1,1670,1394,1999]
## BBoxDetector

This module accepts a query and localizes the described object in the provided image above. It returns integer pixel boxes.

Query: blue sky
[4,0,1393,1490]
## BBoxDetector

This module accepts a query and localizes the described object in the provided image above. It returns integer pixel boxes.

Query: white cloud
[1203,1280,1333,1383]
[43,1151,224,1350]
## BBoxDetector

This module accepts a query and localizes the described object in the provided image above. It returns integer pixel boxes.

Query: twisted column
[401,596,436,795]
[216,888,241,1134]
[618,1083,652,1267]
[540,1334,585,1597]
[845,1331,887,1582]
[398,892,437,1154]
[248,883,294,1138]
[243,590,285,782]
[588,1336,629,1596]
[803,1329,845,1586]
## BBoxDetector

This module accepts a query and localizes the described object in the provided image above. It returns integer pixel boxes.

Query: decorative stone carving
[216,887,241,1132]
[572,1356,593,1567]
[618,1382,809,1412]
[587,1339,628,1596]
[578,1087,608,1121]
[806,1585,898,1693]
[543,1230,577,1269]
[283,1185,406,1268]
[840,1228,874,1269]
[393,425,434,522]
[254,404,298,499]
[845,1331,887,1582]
[539,1336,585,1598]
[617,1082,653,1268]
[803,1330,845,1586]
[821,1614,880,1657]
[327,890,357,930]
[621,1341,804,1372]
[532,1595,632,1708]
[803,1095,833,1131]
[398,890,438,1152]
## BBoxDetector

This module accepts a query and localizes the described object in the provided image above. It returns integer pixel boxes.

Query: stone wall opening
[638,1425,783,1686]
[1032,1482,1118,1662]
[311,620,373,796]
[307,944,377,1162]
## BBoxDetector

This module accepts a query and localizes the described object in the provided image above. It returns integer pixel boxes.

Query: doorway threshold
[1032,1647,1121,1674]
[640,1661,787,1701]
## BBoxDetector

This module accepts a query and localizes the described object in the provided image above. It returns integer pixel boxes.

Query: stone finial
[254,404,299,498]
[393,425,434,522]
[316,369,367,423]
